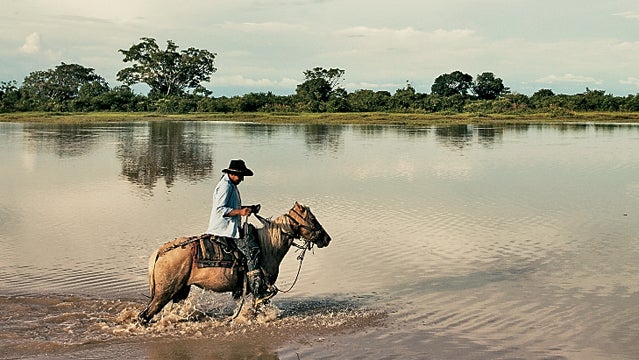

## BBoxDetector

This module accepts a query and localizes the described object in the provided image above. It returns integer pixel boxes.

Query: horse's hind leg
[138,284,191,324]
[172,285,191,303]
[138,243,194,324]
[138,293,172,324]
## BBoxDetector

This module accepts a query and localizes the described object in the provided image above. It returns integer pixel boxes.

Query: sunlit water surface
[1,121,638,359]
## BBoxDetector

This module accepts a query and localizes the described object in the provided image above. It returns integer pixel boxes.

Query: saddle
[191,224,257,270]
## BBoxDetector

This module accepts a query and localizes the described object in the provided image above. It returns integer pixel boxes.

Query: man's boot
[247,269,277,305]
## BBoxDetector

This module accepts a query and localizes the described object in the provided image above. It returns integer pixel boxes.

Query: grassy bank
[2,111,639,125]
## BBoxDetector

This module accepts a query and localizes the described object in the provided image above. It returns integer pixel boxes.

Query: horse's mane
[255,214,294,272]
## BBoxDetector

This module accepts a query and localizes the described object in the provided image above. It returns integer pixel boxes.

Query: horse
[138,202,332,324]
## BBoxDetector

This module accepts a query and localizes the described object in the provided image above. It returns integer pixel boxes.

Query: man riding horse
[206,159,277,305]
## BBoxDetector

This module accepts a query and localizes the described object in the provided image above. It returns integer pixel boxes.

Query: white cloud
[620,77,639,87]
[430,28,476,40]
[221,21,307,33]
[19,33,40,54]
[346,81,403,91]
[614,11,639,20]
[335,26,475,42]
[212,75,299,89]
[535,74,603,85]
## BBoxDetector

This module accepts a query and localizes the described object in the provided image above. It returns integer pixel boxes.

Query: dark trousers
[235,225,261,272]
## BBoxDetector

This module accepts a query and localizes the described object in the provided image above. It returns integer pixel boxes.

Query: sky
[1,0,639,97]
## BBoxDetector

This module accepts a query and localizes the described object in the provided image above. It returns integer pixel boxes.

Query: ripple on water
[0,257,146,298]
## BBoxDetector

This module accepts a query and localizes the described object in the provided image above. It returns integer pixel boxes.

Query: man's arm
[215,181,252,217]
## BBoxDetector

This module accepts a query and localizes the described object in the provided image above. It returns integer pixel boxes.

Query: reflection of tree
[555,123,589,134]
[303,124,343,153]
[23,123,101,157]
[594,123,637,135]
[435,125,474,150]
[476,125,502,148]
[355,124,387,138]
[434,124,503,149]
[503,123,532,135]
[398,126,431,139]
[117,122,213,190]
[229,122,280,140]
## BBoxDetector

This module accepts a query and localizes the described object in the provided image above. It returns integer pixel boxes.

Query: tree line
[2,37,639,114]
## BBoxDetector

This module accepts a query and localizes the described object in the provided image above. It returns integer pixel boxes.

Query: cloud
[429,28,476,40]
[335,26,475,41]
[535,74,603,85]
[212,75,299,89]
[221,21,307,33]
[620,77,639,87]
[614,11,639,20]
[19,33,40,54]
[346,81,403,90]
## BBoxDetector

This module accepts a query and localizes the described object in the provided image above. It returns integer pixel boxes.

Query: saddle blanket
[191,234,245,270]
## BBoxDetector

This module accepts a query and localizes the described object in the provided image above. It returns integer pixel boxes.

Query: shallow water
[1,121,638,359]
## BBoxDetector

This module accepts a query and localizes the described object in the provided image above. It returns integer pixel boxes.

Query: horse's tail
[147,248,161,300]
[138,248,161,324]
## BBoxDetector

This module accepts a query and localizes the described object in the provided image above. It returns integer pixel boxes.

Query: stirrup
[254,288,277,306]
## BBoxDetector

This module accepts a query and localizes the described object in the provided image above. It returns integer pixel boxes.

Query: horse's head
[287,202,331,248]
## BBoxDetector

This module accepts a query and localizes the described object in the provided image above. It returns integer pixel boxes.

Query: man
[206,159,276,305]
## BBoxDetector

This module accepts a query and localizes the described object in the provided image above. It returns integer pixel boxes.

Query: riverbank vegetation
[2,38,639,124]
[3,111,639,126]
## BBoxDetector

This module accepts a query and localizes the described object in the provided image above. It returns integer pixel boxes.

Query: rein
[275,237,314,294]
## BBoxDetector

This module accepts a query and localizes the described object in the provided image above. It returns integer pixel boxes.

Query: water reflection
[16,122,507,191]
[19,122,215,191]
[117,122,213,190]
[476,126,503,148]
[303,124,343,153]
[14,122,637,195]
[23,123,102,157]
[435,125,471,149]
[555,123,591,133]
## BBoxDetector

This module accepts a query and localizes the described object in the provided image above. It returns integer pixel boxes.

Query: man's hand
[226,207,252,217]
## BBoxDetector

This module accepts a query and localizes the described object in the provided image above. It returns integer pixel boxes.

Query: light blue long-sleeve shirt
[206,174,242,238]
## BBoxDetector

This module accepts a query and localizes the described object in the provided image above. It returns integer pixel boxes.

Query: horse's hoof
[137,313,150,326]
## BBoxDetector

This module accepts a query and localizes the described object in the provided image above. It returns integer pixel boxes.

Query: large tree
[21,62,107,103]
[302,67,345,92]
[117,37,217,97]
[431,71,473,97]
[295,67,346,112]
[0,80,20,112]
[472,72,509,100]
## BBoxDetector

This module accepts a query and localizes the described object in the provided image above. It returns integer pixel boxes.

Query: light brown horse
[138,202,331,323]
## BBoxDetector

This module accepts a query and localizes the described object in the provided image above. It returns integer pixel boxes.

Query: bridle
[284,205,324,248]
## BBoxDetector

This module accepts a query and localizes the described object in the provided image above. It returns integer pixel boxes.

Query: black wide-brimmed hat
[222,159,254,176]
